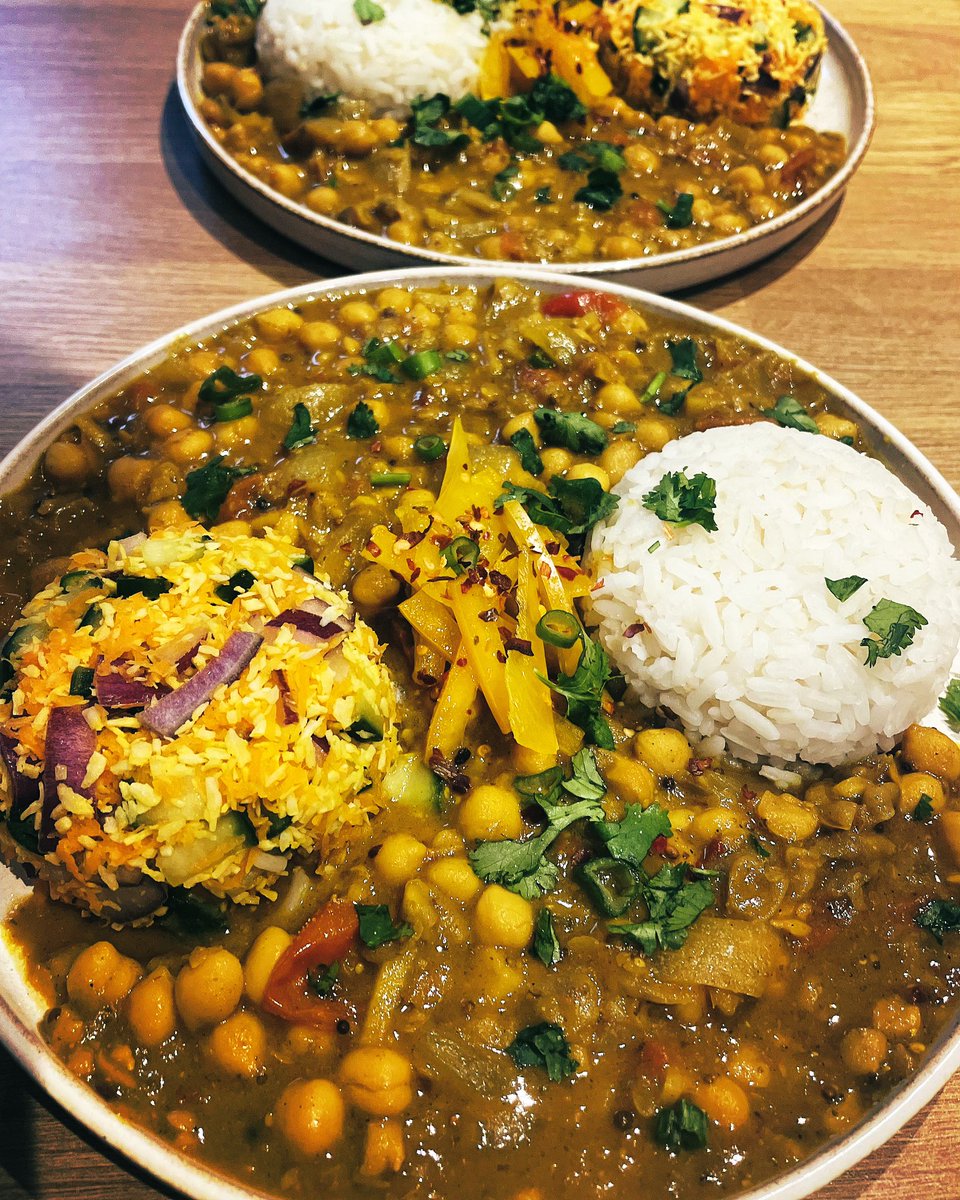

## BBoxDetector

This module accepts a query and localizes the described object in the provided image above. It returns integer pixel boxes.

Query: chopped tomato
[217,472,265,521]
[541,290,627,321]
[260,898,359,1027]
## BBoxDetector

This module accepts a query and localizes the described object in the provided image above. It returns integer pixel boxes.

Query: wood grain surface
[1,0,959,1197]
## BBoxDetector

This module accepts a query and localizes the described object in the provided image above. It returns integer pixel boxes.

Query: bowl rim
[1,264,957,1200]
[175,0,876,279]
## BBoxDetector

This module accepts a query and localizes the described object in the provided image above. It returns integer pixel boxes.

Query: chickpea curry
[195,1,846,264]
[2,280,960,1200]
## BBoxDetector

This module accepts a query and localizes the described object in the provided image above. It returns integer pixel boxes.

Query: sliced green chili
[536,609,581,649]
[413,434,446,462]
[69,666,95,698]
[576,857,640,917]
[442,537,480,576]
[213,397,254,422]
[402,349,443,380]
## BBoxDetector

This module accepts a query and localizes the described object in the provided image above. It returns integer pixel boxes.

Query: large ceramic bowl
[0,268,957,1200]
[176,4,875,292]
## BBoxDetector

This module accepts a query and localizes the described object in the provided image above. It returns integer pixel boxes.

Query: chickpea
[502,413,539,444]
[144,404,192,440]
[634,728,691,778]
[691,197,714,224]
[757,143,788,169]
[624,144,661,173]
[175,946,244,1031]
[942,810,960,868]
[902,724,960,782]
[244,927,292,1005]
[231,67,264,111]
[711,211,747,237]
[474,884,534,950]
[108,455,154,503]
[214,413,258,452]
[540,447,574,478]
[726,164,765,196]
[208,1011,267,1078]
[148,498,190,530]
[163,428,215,466]
[243,346,281,376]
[441,323,477,351]
[352,564,402,612]
[747,194,778,222]
[840,1027,888,1075]
[299,320,341,352]
[388,218,420,244]
[44,441,93,489]
[815,413,859,442]
[267,162,305,199]
[600,439,643,484]
[872,996,922,1041]
[126,967,176,1048]
[67,943,142,1017]
[372,116,402,142]
[375,287,412,313]
[604,752,655,806]
[361,1118,405,1176]
[728,1043,771,1089]
[696,1077,750,1130]
[459,784,523,842]
[255,307,304,341]
[899,772,945,816]
[600,235,643,259]
[202,61,237,96]
[339,300,378,328]
[375,833,427,887]
[305,187,340,216]
[566,463,611,490]
[690,805,747,846]
[425,856,481,902]
[274,1078,345,1155]
[534,119,563,144]
[595,382,641,417]
[338,1047,414,1116]
[755,791,818,842]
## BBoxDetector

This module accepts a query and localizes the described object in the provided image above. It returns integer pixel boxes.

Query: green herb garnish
[912,794,935,823]
[762,394,819,434]
[353,0,385,23]
[595,802,672,870]
[860,598,927,667]
[214,397,253,422]
[534,408,608,455]
[642,470,717,532]
[402,349,443,380]
[355,903,413,948]
[347,401,379,439]
[198,365,262,407]
[575,167,622,212]
[939,679,960,728]
[915,899,960,943]
[300,92,340,118]
[654,1098,709,1153]
[532,908,562,968]
[506,1022,577,1081]
[539,627,615,748]
[370,470,412,487]
[825,575,867,602]
[656,193,694,228]
[308,961,340,998]
[283,402,317,451]
[492,161,521,201]
[611,420,636,434]
[609,864,715,953]
[495,476,619,555]
[510,428,543,476]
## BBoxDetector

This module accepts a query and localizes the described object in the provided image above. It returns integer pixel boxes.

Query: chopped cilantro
[197,365,262,407]
[532,908,562,967]
[656,193,694,228]
[353,0,385,23]
[495,476,619,555]
[283,402,317,450]
[534,408,608,455]
[214,568,255,604]
[575,167,623,211]
[939,679,960,728]
[595,802,672,870]
[825,575,867,602]
[611,420,636,434]
[642,470,717,532]
[506,1022,577,1081]
[609,864,715,953]
[182,457,255,523]
[749,834,771,860]
[492,160,521,201]
[445,348,470,362]
[454,74,584,154]
[912,794,935,824]
[860,598,927,667]
[540,627,615,749]
[654,1098,708,1152]
[915,899,960,943]
[510,428,543,476]
[535,186,554,203]
[529,348,556,369]
[355,903,412,948]
[558,150,591,172]
[347,401,379,439]
[300,91,340,118]
[667,338,702,384]
[762,394,819,434]
[563,747,607,801]
[308,961,340,998]
[410,93,469,150]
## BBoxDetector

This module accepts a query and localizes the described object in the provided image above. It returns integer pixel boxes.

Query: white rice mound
[256,0,491,114]
[588,423,960,767]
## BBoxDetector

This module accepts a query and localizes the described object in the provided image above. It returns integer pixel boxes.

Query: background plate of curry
[1,267,959,1200]
[177,0,873,290]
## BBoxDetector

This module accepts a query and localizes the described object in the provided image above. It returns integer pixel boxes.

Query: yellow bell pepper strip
[448,580,513,735]
[505,550,559,757]
[479,31,512,101]
[399,591,460,661]
[507,43,542,85]
[531,10,612,105]
[414,639,448,687]
[426,646,480,759]
[436,418,474,524]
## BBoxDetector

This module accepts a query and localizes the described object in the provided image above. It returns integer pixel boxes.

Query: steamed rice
[256,0,493,114]
[588,424,960,767]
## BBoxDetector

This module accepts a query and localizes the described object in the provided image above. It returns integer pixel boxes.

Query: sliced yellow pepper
[449,580,512,735]
[400,591,460,661]
[425,646,480,759]
[505,550,558,757]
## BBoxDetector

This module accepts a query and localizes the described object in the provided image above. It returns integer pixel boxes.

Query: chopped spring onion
[213,397,253,422]
[402,349,443,380]
[442,536,480,575]
[641,370,668,404]
[413,434,447,462]
[370,471,412,487]
[535,609,581,649]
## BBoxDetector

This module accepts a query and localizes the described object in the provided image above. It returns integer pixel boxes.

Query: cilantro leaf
[354,0,385,23]
[667,338,702,384]
[534,408,608,455]
[540,630,615,749]
[558,150,590,172]
[197,365,262,406]
[915,898,960,943]
[300,91,340,118]
[492,160,520,201]
[532,908,562,967]
[182,456,255,523]
[529,73,586,124]
[308,961,340,997]
[609,864,714,953]
[656,193,694,228]
[355,902,413,948]
[825,575,866,602]
[939,679,960,728]
[453,78,582,154]
[642,470,717,532]
[595,802,672,869]
[912,793,935,823]
[495,476,619,554]
[347,400,379,439]
[654,1098,708,1152]
[563,747,606,801]
[506,1022,577,1081]
[575,167,622,211]
[763,394,819,434]
[510,428,543,476]
[860,598,927,667]
[410,92,469,150]
[283,402,317,451]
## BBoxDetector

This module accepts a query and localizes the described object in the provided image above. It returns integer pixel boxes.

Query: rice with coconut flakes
[588,423,960,768]
[0,524,398,923]
[256,0,494,115]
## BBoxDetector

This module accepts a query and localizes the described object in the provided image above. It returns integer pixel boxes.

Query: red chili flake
[911,509,923,519]
[688,757,712,777]
[488,570,512,592]
[435,533,453,549]
[539,564,551,578]
[456,657,468,668]
[478,608,498,622]
[623,623,645,638]
[340,541,351,551]
[545,541,561,555]
[651,835,669,856]
[556,565,577,581]
[701,837,726,864]
[591,578,605,591]
[740,785,757,802]
[365,541,381,558]
[410,567,421,583]
[640,1040,671,1078]
[371,439,382,453]
[504,636,533,656]
[406,530,426,547]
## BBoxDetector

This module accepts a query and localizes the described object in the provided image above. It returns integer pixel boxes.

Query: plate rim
[1,264,957,1200]
[174,0,876,283]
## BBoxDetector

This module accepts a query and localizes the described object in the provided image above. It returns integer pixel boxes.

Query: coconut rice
[588,423,960,768]
[0,524,398,923]
[256,0,494,114]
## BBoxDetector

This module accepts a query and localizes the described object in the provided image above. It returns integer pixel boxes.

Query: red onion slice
[139,631,262,738]
[41,707,96,845]
[95,673,161,710]
[0,732,40,815]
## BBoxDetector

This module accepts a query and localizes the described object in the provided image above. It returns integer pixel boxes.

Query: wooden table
[0,0,958,1196]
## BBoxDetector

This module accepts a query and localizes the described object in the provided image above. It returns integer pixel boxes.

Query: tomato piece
[260,898,360,1027]
[217,472,265,521]
[541,290,627,321]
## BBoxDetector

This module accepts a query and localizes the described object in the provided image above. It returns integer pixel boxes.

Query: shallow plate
[175,3,874,292]
[0,267,956,1200]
